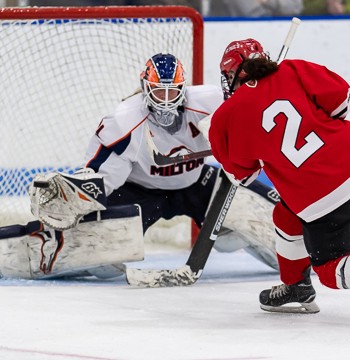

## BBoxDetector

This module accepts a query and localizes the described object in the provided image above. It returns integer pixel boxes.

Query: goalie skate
[259,278,320,314]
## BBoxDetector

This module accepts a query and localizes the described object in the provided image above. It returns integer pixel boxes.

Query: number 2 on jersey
[262,100,324,167]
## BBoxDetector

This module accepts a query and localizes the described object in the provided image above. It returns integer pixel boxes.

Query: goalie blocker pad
[0,204,144,279]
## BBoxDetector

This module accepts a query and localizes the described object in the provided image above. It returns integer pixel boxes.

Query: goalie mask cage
[0,6,203,228]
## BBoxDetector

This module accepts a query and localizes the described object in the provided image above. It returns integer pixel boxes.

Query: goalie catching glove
[29,169,107,230]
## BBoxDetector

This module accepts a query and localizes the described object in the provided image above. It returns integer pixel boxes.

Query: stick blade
[126,265,200,287]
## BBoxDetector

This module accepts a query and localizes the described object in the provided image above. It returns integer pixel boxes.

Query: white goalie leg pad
[214,227,250,253]
[0,227,32,279]
[86,264,126,279]
[0,205,144,279]
[215,185,278,269]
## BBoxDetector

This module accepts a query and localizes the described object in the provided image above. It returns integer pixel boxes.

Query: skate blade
[260,301,320,314]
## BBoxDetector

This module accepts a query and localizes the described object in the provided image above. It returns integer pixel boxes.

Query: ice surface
[1,249,349,360]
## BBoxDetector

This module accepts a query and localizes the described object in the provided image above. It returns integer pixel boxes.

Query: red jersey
[209,60,350,222]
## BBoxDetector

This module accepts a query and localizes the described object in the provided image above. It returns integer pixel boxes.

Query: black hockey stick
[126,171,236,287]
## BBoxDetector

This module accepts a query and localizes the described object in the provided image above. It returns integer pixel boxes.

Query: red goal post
[0,6,204,235]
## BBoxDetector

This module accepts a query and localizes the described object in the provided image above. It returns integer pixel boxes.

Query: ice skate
[259,276,320,314]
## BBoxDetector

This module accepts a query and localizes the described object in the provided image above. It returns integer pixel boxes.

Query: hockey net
[0,6,203,247]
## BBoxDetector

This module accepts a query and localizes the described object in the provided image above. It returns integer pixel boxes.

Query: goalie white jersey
[84,85,223,195]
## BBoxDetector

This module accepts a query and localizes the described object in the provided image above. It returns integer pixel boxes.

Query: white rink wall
[203,17,350,88]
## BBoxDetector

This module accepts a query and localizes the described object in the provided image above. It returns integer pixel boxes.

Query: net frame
[0,6,203,82]
[0,6,204,226]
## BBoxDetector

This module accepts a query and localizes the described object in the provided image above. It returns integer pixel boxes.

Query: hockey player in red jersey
[209,38,350,313]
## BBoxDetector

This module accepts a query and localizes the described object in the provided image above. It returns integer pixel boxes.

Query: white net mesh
[0,8,199,226]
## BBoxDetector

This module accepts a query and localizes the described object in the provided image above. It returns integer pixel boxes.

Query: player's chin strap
[29,169,107,231]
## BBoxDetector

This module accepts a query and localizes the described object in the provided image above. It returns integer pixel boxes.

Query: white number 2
[262,100,324,167]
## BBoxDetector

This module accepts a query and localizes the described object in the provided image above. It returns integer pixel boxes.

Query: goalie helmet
[140,53,186,127]
[220,38,266,99]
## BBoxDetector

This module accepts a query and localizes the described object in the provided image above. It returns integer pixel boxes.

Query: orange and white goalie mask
[140,53,187,129]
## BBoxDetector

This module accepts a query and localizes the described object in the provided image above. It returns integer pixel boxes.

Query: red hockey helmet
[220,38,266,99]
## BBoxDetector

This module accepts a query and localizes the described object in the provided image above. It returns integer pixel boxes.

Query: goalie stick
[150,17,302,167]
[126,17,300,288]
[126,171,236,287]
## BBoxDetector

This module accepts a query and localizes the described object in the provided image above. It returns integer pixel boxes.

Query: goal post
[0,5,204,235]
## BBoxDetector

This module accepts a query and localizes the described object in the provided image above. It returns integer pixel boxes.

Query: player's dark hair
[240,58,278,83]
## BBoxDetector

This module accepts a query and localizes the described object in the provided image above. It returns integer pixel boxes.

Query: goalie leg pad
[214,226,250,253]
[0,205,144,279]
[214,230,278,270]
[217,185,278,269]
